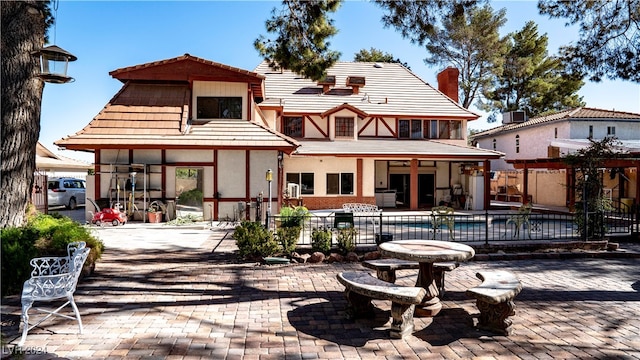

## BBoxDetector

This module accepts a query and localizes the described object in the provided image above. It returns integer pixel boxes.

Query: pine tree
[481,21,585,118]
[538,0,640,82]
[254,0,342,81]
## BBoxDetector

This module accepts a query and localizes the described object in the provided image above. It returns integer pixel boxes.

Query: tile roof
[293,139,503,159]
[56,120,299,150]
[471,107,640,138]
[55,82,298,151]
[67,83,189,137]
[254,61,480,119]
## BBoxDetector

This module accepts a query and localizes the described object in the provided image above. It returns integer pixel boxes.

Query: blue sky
[41,0,640,162]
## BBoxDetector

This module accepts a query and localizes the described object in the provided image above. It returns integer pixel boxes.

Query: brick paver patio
[2,224,639,359]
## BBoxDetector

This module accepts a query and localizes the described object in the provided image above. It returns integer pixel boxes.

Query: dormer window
[335,117,354,137]
[197,96,242,119]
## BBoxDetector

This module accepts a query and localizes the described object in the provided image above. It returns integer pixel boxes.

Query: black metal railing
[265,205,637,248]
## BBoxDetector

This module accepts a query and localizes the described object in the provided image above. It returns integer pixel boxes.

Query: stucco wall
[217,150,246,198]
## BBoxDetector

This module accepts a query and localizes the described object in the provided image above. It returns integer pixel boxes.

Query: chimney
[437,67,459,103]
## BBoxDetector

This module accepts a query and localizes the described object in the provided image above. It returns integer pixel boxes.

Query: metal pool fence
[266,205,637,248]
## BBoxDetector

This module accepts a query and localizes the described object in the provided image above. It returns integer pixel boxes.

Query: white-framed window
[607,126,616,136]
[327,173,354,195]
[589,125,594,139]
[197,97,242,119]
[515,135,520,154]
[286,172,314,195]
[492,139,496,150]
[399,119,462,139]
[283,116,303,137]
[335,117,354,137]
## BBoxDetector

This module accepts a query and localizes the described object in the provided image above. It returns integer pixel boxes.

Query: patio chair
[19,241,90,346]
[506,203,533,239]
[431,206,455,240]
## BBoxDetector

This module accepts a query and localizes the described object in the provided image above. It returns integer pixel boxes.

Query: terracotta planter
[148,211,162,223]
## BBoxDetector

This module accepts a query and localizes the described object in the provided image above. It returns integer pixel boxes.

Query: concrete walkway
[2,223,639,359]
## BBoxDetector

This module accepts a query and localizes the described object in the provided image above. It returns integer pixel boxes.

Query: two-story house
[55,54,502,221]
[470,108,640,208]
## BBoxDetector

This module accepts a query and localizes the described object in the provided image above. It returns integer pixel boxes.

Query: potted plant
[147,201,163,223]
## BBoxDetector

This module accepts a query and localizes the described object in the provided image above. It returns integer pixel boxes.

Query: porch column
[522,166,529,204]
[410,159,418,209]
[213,150,219,220]
[357,158,363,201]
[94,149,101,202]
[484,160,491,210]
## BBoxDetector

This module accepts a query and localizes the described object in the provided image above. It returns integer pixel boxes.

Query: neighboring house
[36,141,91,178]
[55,54,502,220]
[470,108,640,208]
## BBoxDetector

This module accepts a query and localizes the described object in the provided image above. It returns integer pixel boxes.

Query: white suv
[48,177,86,209]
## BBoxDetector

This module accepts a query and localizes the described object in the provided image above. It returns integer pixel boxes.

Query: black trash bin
[333,211,354,229]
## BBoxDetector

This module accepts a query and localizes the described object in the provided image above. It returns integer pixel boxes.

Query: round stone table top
[379,240,475,263]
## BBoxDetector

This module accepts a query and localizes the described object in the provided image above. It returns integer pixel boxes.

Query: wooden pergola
[507,156,640,210]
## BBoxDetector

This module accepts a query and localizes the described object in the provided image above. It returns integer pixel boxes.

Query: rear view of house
[56,55,502,221]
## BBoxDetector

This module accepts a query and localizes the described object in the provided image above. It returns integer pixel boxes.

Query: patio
[1,224,639,359]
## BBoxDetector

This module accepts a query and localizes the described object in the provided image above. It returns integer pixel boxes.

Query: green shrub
[278,206,310,228]
[1,227,39,297]
[29,214,104,261]
[234,221,279,259]
[336,227,357,255]
[311,227,332,254]
[276,226,301,256]
[1,214,104,297]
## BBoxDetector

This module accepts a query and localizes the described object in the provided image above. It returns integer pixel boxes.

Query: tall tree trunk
[1,1,47,228]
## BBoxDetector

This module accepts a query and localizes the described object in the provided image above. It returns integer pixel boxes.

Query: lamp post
[266,169,273,227]
[130,172,137,219]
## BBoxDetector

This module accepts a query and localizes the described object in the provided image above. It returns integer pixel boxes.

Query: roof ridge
[110,53,264,80]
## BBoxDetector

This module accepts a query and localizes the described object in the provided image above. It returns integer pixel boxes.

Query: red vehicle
[88,199,127,226]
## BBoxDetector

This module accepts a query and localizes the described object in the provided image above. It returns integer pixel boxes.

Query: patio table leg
[414,262,442,317]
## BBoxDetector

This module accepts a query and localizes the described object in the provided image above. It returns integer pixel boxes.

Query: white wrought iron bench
[341,203,383,239]
[19,241,90,346]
